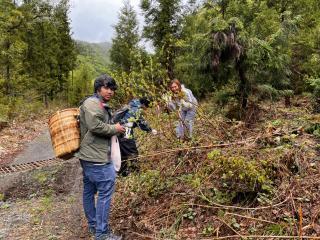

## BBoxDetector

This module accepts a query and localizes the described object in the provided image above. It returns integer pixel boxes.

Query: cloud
[69,0,142,43]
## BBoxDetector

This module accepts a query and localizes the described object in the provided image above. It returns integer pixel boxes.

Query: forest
[1,0,320,119]
[1,0,320,239]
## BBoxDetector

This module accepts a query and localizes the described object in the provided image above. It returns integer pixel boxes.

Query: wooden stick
[129,231,156,239]
[214,216,243,238]
[123,140,252,162]
[184,195,290,211]
[299,204,303,240]
[200,235,320,239]
[129,232,320,239]
[224,212,277,224]
[290,191,299,236]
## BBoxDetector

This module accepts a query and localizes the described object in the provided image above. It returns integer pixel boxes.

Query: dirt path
[0,117,91,240]
[10,128,55,166]
[0,118,51,166]
[0,158,86,240]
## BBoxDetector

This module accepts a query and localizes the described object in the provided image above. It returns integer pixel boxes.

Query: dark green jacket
[75,96,118,163]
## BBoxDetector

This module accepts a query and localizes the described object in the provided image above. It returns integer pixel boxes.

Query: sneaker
[107,232,122,240]
[88,226,96,235]
[96,232,122,240]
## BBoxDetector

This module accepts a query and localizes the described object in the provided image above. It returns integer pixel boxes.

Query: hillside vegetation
[75,41,112,69]
[0,97,320,239]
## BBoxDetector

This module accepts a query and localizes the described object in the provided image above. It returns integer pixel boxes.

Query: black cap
[94,74,117,93]
[139,97,152,108]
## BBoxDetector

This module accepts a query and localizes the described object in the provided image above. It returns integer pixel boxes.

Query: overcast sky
[69,0,142,43]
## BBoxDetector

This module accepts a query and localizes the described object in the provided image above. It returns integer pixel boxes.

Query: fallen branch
[224,212,277,224]
[129,231,156,239]
[299,204,303,240]
[125,140,253,162]
[214,216,243,238]
[184,195,290,211]
[200,235,320,239]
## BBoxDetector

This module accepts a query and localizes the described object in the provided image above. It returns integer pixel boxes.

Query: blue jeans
[176,109,196,139]
[80,160,116,238]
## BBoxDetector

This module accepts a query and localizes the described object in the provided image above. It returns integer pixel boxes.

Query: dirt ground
[0,118,47,166]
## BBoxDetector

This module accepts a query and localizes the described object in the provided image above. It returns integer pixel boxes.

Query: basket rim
[48,108,79,125]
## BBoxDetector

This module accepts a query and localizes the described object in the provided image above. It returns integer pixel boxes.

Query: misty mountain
[75,40,111,66]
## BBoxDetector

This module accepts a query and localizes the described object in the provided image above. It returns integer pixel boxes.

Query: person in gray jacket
[76,74,125,240]
[166,79,198,140]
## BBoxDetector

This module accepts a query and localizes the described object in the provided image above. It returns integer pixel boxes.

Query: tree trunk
[165,51,175,80]
[166,63,175,80]
[236,59,248,110]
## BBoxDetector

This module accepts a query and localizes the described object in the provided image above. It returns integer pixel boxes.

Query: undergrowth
[113,97,320,239]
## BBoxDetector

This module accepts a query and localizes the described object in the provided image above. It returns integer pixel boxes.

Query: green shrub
[265,223,285,235]
[179,174,201,189]
[207,149,273,194]
[133,170,174,197]
[305,123,320,138]
[10,98,43,120]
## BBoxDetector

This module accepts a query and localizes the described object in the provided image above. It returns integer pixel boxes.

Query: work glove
[151,129,158,135]
[180,99,193,111]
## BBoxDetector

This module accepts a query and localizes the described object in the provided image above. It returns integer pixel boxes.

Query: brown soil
[0,118,47,166]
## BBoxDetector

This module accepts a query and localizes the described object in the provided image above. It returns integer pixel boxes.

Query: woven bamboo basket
[48,108,80,159]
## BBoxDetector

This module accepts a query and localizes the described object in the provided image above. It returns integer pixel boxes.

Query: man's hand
[115,123,125,133]
[151,129,158,135]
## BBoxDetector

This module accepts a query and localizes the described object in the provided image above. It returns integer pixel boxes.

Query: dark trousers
[119,138,139,176]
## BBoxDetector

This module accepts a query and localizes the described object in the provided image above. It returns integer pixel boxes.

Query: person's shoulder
[182,86,194,95]
[83,97,100,109]
[181,84,190,91]
[84,96,98,103]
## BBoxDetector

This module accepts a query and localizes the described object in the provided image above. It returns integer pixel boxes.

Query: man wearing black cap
[113,97,157,176]
[76,74,125,240]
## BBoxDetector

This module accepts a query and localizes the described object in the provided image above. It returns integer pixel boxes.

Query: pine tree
[141,0,182,79]
[22,0,76,105]
[110,1,140,73]
[175,0,297,114]
[54,0,76,92]
[0,0,27,96]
